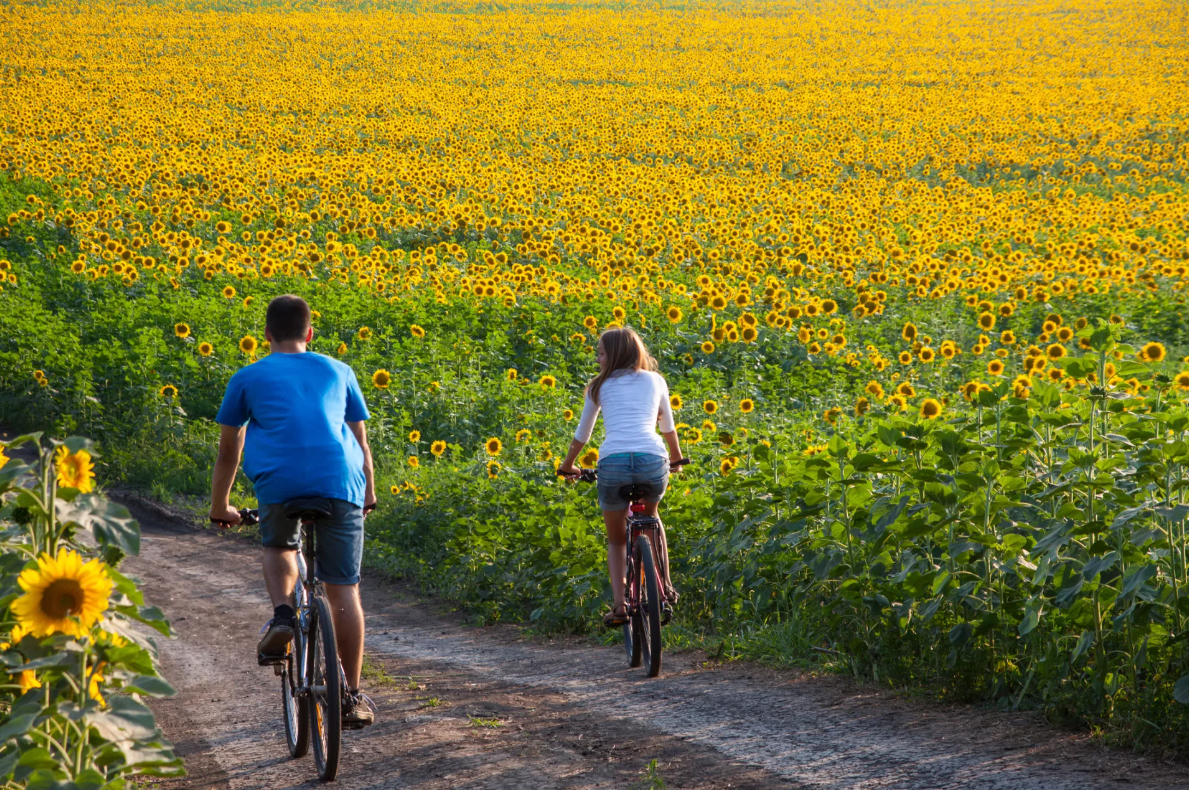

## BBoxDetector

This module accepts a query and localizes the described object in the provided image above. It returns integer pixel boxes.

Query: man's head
[265,295,312,344]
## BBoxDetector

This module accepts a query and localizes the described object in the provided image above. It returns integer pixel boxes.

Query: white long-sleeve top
[574,369,676,459]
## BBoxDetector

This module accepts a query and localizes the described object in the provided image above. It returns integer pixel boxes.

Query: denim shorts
[597,453,669,511]
[258,498,364,585]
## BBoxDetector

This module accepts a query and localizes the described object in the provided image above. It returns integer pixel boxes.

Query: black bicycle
[213,498,365,782]
[562,459,687,678]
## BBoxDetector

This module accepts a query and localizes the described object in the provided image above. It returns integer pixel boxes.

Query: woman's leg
[641,501,676,596]
[602,507,629,610]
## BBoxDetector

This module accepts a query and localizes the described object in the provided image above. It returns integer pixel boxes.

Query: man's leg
[323,582,364,689]
[263,547,299,607]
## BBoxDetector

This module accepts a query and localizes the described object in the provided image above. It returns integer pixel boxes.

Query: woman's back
[575,369,674,458]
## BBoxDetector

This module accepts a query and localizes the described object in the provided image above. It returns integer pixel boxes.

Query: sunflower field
[2,0,1189,757]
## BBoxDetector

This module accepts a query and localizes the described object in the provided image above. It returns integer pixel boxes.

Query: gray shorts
[597,453,669,511]
[258,498,364,585]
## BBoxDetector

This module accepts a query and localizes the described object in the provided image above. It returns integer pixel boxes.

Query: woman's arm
[560,393,600,476]
[661,429,684,467]
[557,438,586,478]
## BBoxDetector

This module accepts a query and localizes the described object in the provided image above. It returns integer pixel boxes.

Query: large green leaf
[56,495,140,557]
[1174,675,1189,705]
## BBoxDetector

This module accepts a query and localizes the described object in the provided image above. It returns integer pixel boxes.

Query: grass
[360,654,398,688]
[467,715,502,728]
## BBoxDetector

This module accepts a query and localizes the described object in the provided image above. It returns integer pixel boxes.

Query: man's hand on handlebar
[209,503,242,528]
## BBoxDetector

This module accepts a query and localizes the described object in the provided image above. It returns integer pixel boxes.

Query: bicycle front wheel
[308,595,341,781]
[636,534,663,678]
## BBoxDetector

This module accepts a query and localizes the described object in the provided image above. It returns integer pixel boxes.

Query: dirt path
[121,498,1188,790]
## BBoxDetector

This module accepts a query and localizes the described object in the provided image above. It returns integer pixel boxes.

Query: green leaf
[87,696,159,742]
[948,622,973,648]
[17,748,58,770]
[1174,675,1189,705]
[56,495,141,557]
[123,675,176,698]
[1071,631,1095,662]
[0,714,36,744]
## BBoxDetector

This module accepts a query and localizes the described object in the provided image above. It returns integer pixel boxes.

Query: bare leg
[323,582,364,689]
[263,547,298,608]
[602,507,629,610]
[640,502,676,594]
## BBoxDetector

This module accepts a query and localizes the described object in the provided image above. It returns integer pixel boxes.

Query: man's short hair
[266,295,311,342]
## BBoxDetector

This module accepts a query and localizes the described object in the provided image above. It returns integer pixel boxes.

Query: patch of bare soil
[117,495,1187,790]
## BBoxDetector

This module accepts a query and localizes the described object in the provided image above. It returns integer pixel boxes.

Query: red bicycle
[566,459,687,677]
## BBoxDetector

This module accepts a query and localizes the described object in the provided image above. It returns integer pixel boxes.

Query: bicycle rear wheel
[281,629,309,758]
[636,534,663,678]
[308,595,341,781]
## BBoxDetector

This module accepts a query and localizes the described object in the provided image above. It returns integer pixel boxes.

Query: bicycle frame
[623,507,664,618]
[292,521,350,701]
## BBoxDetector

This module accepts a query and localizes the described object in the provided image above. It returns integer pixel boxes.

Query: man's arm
[209,424,246,523]
[347,421,376,511]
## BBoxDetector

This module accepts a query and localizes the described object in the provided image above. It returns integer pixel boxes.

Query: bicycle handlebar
[558,457,691,482]
[209,503,376,529]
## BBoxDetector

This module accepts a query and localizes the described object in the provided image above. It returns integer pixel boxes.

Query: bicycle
[212,498,369,782]
[562,459,688,678]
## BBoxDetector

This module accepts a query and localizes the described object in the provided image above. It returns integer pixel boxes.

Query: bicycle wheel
[630,546,649,670]
[281,628,309,758]
[308,595,341,781]
[636,534,663,677]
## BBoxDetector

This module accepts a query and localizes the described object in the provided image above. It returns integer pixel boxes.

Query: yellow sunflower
[408,430,421,443]
[666,306,683,323]
[563,409,574,421]
[372,369,391,389]
[357,326,372,341]
[54,446,95,493]
[486,460,501,479]
[920,398,942,420]
[540,375,557,389]
[431,440,447,457]
[198,342,213,357]
[159,384,178,399]
[410,324,426,338]
[739,398,754,414]
[1141,342,1166,363]
[1176,371,1189,391]
[703,399,718,414]
[485,437,503,456]
[174,322,190,339]
[12,549,112,638]
[239,335,258,355]
[701,341,715,354]
[579,448,599,468]
[408,456,420,468]
[222,285,236,299]
[670,394,683,410]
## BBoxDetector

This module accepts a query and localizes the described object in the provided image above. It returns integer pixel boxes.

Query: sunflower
[820,299,837,315]
[888,394,907,411]
[580,449,599,468]
[703,399,718,415]
[410,324,426,338]
[977,312,995,331]
[174,322,191,339]
[336,342,347,356]
[485,437,503,456]
[390,484,401,495]
[1141,342,1166,362]
[12,549,112,638]
[1000,330,1016,345]
[854,397,870,417]
[865,380,885,398]
[1046,343,1067,360]
[739,398,755,414]
[741,326,758,343]
[0,446,8,470]
[540,375,556,389]
[823,407,841,425]
[684,427,702,444]
[239,335,258,355]
[19,670,41,693]
[486,460,501,478]
[407,456,419,468]
[583,315,598,330]
[666,306,683,323]
[701,341,715,354]
[898,350,913,365]
[372,369,391,389]
[431,440,447,457]
[563,408,574,421]
[159,384,178,399]
[515,429,532,444]
[408,430,421,443]
[54,446,95,493]
[919,398,942,419]
[198,342,213,357]
[357,326,372,341]
[719,458,734,476]
[222,285,236,299]
[902,323,918,343]
[988,359,1005,376]
[919,347,935,363]
[897,382,916,398]
[670,394,683,410]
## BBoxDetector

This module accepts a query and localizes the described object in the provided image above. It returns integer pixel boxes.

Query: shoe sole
[342,717,374,730]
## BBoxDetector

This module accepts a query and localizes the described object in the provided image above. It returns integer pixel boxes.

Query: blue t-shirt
[215,352,370,507]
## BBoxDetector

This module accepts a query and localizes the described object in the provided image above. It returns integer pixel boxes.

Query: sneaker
[342,689,376,729]
[256,616,295,664]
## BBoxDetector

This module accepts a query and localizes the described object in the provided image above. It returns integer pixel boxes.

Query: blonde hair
[586,326,658,406]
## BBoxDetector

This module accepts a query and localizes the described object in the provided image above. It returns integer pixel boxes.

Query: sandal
[602,605,628,629]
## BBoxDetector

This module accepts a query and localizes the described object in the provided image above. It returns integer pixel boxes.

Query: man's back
[215,352,369,506]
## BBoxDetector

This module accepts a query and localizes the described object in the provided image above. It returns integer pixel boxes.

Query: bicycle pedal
[257,652,286,667]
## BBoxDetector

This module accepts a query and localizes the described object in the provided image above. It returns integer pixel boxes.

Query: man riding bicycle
[208,294,377,728]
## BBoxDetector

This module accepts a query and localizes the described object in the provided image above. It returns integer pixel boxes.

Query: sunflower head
[159,384,178,399]
[430,440,447,457]
[486,460,501,478]
[408,430,421,443]
[198,342,213,357]
[239,335,258,355]
[222,285,236,299]
[670,394,683,410]
[12,549,112,638]
[357,326,372,341]
[54,446,95,493]
[667,306,682,323]
[372,369,391,389]
[485,437,503,456]
[703,399,718,415]
[579,449,599,468]
[174,322,191,339]
[902,323,917,342]
[1141,342,1166,362]
[540,375,556,389]
[920,398,942,420]
[739,398,754,414]
[701,341,715,354]
[410,324,426,338]
[563,409,574,421]
[407,455,419,468]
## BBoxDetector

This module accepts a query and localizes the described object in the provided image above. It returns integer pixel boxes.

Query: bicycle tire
[281,630,309,758]
[636,534,663,677]
[308,595,341,781]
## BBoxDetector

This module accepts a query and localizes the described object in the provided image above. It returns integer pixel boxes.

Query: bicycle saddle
[618,483,655,503]
[283,497,334,521]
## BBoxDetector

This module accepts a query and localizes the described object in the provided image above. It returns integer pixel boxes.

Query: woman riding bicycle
[558,326,685,629]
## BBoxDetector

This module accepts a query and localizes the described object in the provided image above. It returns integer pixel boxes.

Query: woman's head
[588,326,657,404]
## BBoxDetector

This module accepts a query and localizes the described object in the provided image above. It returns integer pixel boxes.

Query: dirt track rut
[123,498,1188,790]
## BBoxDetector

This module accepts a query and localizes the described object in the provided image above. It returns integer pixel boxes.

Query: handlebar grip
[670,458,692,467]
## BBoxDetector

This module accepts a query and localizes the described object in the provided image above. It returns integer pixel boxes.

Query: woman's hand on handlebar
[669,457,691,473]
[556,463,581,480]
